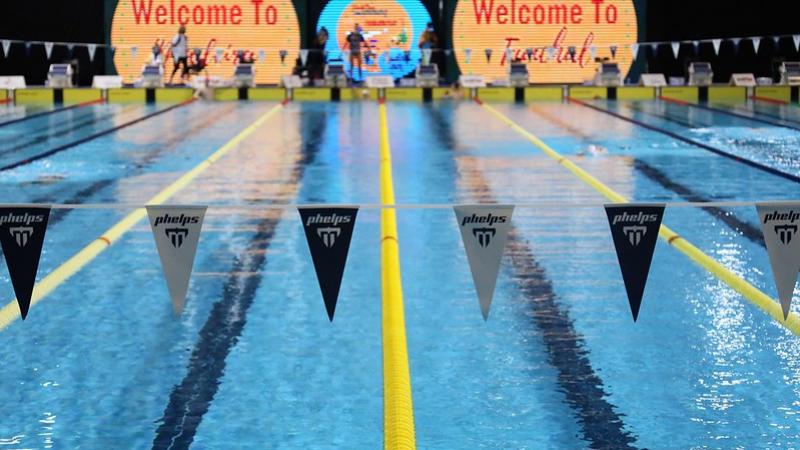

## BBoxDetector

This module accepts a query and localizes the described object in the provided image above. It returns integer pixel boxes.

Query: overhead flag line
[0,101,288,331]
[477,100,800,335]
[378,100,417,450]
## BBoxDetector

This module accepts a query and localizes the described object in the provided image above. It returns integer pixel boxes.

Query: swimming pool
[1,98,799,449]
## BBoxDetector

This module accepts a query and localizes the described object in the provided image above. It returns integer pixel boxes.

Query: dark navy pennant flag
[298,207,358,321]
[484,48,492,63]
[604,204,665,322]
[0,206,51,320]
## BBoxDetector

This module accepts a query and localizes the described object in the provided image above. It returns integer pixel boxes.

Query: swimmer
[586,144,608,155]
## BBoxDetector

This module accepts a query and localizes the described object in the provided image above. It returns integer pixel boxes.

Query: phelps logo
[146,206,207,315]
[0,206,52,320]
[756,203,800,319]
[454,205,514,320]
[298,208,359,321]
[604,204,665,322]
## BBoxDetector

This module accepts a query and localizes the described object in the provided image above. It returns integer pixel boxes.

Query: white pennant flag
[131,46,138,58]
[454,205,514,320]
[756,203,800,320]
[794,35,800,51]
[1,40,10,57]
[773,36,780,45]
[671,42,680,58]
[504,47,513,63]
[258,48,265,63]
[300,49,309,66]
[147,205,207,315]
[630,43,639,59]
[464,48,472,63]
[215,47,223,63]
[546,46,556,60]
[422,48,432,65]
[589,45,597,60]
[752,37,761,54]
[44,42,54,59]
[87,43,97,62]
[712,39,722,55]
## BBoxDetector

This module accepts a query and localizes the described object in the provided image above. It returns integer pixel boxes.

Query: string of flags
[1,202,799,322]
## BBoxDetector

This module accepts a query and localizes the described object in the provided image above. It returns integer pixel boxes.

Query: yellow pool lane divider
[378,100,417,449]
[478,101,800,335]
[0,100,288,331]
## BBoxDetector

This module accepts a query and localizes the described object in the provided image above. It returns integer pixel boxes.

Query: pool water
[1,98,800,449]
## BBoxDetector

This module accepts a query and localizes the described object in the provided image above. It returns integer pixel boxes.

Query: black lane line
[0,101,97,128]
[0,105,139,157]
[152,104,325,450]
[24,104,240,228]
[0,100,194,173]
[527,105,765,249]
[670,100,800,132]
[571,99,800,185]
[428,105,638,449]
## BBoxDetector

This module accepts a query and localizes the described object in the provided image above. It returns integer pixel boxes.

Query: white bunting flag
[671,42,680,59]
[131,46,138,58]
[504,47,513,63]
[630,43,639,59]
[650,42,659,55]
[756,203,800,319]
[589,45,597,60]
[0,206,51,320]
[215,47,223,63]
[44,42,54,59]
[87,44,97,62]
[422,48,432,65]
[444,49,452,57]
[692,41,699,53]
[454,205,514,320]
[464,48,472,63]
[546,46,556,60]
[752,37,761,54]
[712,39,721,55]
[1,40,10,57]
[794,35,800,51]
[146,205,207,315]
[300,49,309,66]
[67,44,75,55]
[773,36,780,45]
[258,48,265,63]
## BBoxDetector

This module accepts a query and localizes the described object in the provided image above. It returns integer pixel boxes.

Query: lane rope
[0,98,103,128]
[0,102,287,331]
[378,101,417,450]
[478,101,800,335]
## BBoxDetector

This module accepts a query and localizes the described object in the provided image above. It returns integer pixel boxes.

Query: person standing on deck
[168,26,189,85]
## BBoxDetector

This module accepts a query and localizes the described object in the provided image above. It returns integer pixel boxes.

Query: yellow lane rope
[0,101,287,330]
[479,101,800,335]
[378,101,417,449]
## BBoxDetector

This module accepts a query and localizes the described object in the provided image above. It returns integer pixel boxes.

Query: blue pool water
[1,98,800,449]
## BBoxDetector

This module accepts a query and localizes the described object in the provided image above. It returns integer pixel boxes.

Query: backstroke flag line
[605,204,665,322]
[0,206,51,320]
[299,207,358,321]
[146,205,207,315]
[454,205,514,320]
[756,203,800,319]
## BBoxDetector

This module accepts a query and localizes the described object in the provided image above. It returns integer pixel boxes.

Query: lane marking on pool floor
[0,101,288,331]
[569,97,800,185]
[0,99,196,172]
[660,96,800,132]
[378,100,417,450]
[0,98,103,128]
[478,101,800,336]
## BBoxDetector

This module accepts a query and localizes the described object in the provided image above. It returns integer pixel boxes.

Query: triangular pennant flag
[300,49,309,66]
[279,49,287,65]
[422,48,432,65]
[630,43,639,59]
[87,44,97,62]
[215,47,223,63]
[650,42,659,56]
[712,39,721,55]
[604,204,665,321]
[258,48,265,63]
[454,205,514,320]
[1,40,10,57]
[567,46,576,61]
[546,46,556,60]
[342,49,350,61]
[67,44,75,56]
[773,35,780,45]
[146,206,207,315]
[609,45,617,58]
[131,46,138,58]
[0,206,51,320]
[110,45,116,57]
[44,42,54,59]
[589,45,597,60]
[731,38,741,52]
[752,37,761,54]
[525,47,534,61]
[671,42,680,58]
[756,203,800,319]
[504,47,513,63]
[464,48,472,63]
[794,35,800,51]
[484,48,492,63]
[298,207,358,321]
[444,49,452,57]
[24,42,31,56]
